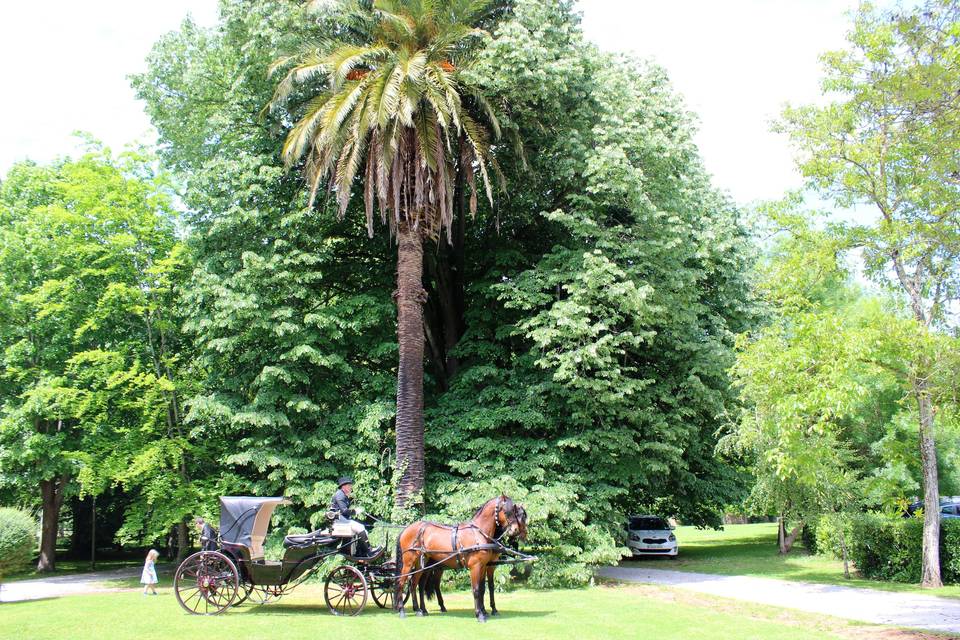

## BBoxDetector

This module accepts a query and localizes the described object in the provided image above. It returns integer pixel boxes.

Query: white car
[626,515,678,558]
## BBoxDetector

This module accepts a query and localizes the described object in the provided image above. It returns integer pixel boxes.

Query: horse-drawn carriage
[174,496,398,616]
[174,494,533,620]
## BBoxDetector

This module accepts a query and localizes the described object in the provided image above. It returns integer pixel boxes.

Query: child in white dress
[141,549,159,595]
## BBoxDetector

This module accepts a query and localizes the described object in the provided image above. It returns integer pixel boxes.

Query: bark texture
[395,222,427,508]
[917,375,943,588]
[777,517,803,554]
[38,475,67,572]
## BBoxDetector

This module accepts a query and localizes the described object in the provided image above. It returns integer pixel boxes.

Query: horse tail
[394,534,403,578]
[423,567,438,601]
[393,533,404,609]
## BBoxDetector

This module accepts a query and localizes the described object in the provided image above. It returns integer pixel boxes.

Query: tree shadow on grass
[244,603,552,619]
[0,597,61,606]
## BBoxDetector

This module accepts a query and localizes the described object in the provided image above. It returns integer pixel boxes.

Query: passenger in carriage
[330,476,383,560]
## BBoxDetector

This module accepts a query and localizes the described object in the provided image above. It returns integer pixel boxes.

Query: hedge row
[813,513,960,583]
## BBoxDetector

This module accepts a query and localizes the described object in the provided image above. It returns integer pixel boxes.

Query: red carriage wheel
[174,551,240,615]
[324,565,368,616]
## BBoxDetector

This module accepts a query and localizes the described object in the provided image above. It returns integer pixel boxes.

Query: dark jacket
[330,488,355,519]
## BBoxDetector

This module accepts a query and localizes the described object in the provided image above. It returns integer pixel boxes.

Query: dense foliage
[814,514,960,585]
[727,199,960,554]
[126,0,756,583]
[0,507,35,580]
[779,0,960,586]
[0,147,208,568]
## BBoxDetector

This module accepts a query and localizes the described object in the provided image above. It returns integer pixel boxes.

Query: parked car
[941,503,960,519]
[625,515,678,558]
[903,499,960,518]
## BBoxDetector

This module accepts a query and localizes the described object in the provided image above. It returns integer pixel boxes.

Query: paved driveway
[0,567,141,603]
[598,566,960,635]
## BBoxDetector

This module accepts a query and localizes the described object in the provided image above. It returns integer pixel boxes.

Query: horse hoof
[399,611,406,619]
[439,607,447,613]
[416,610,426,617]
[477,614,487,623]
[491,609,499,616]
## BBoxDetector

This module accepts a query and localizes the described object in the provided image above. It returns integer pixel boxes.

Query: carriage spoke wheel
[324,565,368,616]
[174,551,240,615]
[231,581,253,607]
[248,585,277,605]
[369,563,407,609]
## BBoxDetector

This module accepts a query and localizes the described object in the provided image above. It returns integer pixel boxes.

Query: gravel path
[0,567,141,603]
[598,566,960,635]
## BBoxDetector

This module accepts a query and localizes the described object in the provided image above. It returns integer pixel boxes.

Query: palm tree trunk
[394,222,426,509]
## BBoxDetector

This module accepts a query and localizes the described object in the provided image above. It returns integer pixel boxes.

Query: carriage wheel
[231,582,252,606]
[369,563,408,609]
[248,585,277,605]
[174,551,240,615]
[324,565,368,616]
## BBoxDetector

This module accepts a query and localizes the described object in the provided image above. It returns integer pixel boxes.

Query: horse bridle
[492,496,522,542]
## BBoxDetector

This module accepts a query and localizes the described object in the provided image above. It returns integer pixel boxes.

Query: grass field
[642,522,960,598]
[0,580,932,640]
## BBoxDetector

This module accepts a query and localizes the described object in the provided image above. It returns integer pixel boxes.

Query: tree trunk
[38,475,67,572]
[394,223,426,509]
[916,375,942,588]
[839,526,850,579]
[778,517,803,554]
[176,521,190,564]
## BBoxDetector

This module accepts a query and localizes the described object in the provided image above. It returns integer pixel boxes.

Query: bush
[813,513,854,559]
[838,513,960,583]
[801,521,818,553]
[0,508,36,581]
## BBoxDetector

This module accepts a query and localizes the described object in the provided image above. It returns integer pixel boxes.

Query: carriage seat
[283,529,335,549]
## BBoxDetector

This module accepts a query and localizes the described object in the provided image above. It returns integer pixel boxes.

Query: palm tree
[269,0,502,508]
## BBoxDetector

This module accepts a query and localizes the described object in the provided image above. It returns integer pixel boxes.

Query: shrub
[0,508,37,581]
[801,520,818,553]
[842,514,960,583]
[813,513,854,559]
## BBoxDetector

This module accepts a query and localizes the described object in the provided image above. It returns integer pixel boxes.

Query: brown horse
[422,504,527,615]
[394,495,524,622]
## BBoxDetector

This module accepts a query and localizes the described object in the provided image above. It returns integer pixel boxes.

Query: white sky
[0,0,901,208]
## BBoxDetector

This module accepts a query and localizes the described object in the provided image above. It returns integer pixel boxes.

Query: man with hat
[330,476,382,559]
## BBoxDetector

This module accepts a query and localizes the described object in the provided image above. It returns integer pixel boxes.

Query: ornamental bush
[820,513,960,584]
[0,508,36,581]
[812,512,854,558]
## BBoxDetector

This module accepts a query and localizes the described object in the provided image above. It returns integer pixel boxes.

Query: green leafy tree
[134,0,755,583]
[729,200,960,558]
[267,0,506,508]
[0,146,194,568]
[780,0,960,586]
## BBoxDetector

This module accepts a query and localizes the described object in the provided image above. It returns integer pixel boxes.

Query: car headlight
[668,533,676,542]
[629,534,640,542]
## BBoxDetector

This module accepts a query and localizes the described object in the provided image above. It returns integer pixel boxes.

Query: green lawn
[638,522,960,598]
[0,581,903,640]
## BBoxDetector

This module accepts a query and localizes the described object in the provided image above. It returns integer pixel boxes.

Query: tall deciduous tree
[780,0,960,586]
[268,0,505,508]
[0,146,188,569]
[133,0,756,583]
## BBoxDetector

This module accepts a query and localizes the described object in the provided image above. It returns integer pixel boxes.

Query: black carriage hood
[218,496,290,548]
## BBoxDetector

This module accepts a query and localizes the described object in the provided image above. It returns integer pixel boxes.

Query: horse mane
[470,495,507,520]
[471,497,495,519]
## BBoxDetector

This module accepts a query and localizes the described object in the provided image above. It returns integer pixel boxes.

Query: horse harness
[405,497,518,567]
